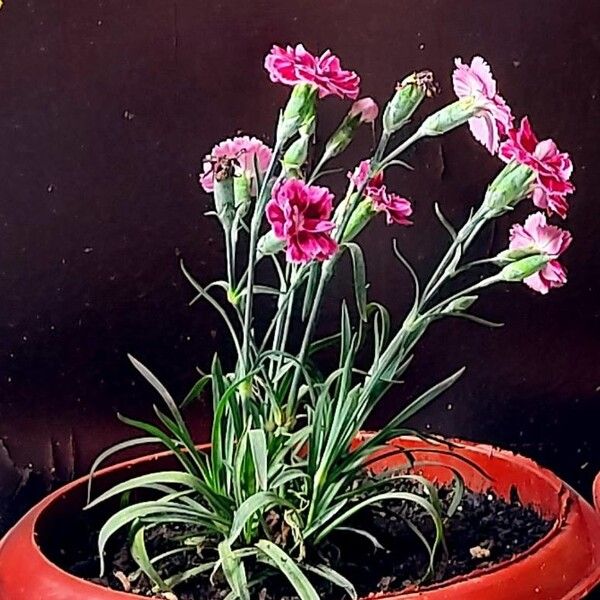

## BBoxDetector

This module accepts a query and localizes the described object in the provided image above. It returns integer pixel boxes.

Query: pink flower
[452,56,513,154]
[499,117,574,219]
[266,179,337,264]
[370,187,413,226]
[509,212,572,294]
[348,160,412,226]
[264,44,360,100]
[348,160,383,190]
[201,136,272,195]
[349,97,379,123]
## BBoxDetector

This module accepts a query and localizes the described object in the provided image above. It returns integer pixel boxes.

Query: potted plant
[1,44,599,600]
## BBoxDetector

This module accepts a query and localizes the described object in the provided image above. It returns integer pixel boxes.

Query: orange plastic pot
[0,436,599,600]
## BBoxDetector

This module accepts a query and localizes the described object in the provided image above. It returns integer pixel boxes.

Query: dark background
[0,0,599,545]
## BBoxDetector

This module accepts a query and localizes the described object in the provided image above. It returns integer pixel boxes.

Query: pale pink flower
[266,179,337,264]
[349,97,379,123]
[499,117,574,219]
[348,160,412,226]
[452,56,513,154]
[200,136,272,195]
[509,212,572,294]
[264,44,360,99]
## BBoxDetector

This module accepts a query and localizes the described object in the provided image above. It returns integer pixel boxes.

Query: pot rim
[4,436,600,599]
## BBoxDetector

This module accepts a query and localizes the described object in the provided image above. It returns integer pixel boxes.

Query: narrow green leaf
[248,429,268,491]
[302,563,357,600]
[218,539,250,600]
[343,242,368,321]
[256,540,319,600]
[131,526,168,592]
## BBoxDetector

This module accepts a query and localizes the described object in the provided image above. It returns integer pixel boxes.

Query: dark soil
[54,482,553,599]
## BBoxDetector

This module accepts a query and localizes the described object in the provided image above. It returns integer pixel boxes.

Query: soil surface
[55,482,553,599]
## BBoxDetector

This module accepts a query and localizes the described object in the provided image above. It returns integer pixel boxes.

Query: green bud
[483,162,535,217]
[326,98,379,159]
[282,128,312,176]
[443,295,479,314]
[277,83,318,142]
[419,97,479,137]
[340,197,376,242]
[233,174,251,211]
[501,255,549,282]
[257,229,285,257]
[383,71,437,134]
[213,176,235,228]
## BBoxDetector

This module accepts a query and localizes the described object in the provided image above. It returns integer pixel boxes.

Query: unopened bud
[419,97,479,137]
[277,83,318,142]
[443,295,478,314]
[483,162,536,217]
[257,229,285,257]
[339,197,376,242]
[501,255,548,282]
[383,71,437,134]
[282,127,312,176]
[324,98,379,160]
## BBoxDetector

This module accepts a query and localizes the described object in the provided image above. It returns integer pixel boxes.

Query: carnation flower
[348,160,412,226]
[509,212,572,294]
[265,44,360,99]
[452,56,513,154]
[266,179,337,264]
[201,136,272,195]
[499,117,574,218]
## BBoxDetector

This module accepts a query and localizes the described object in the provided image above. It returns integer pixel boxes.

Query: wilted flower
[499,117,574,218]
[266,179,337,264]
[452,56,513,154]
[265,44,360,99]
[383,70,437,134]
[200,136,272,196]
[507,212,572,294]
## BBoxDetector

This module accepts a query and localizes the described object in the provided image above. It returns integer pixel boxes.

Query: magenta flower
[266,179,338,264]
[348,160,412,226]
[201,136,272,195]
[452,56,513,154]
[499,117,574,219]
[370,186,413,226]
[509,212,572,294]
[264,44,360,100]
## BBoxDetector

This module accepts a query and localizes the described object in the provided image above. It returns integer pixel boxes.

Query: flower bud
[257,229,285,257]
[233,174,251,211]
[501,255,548,282]
[443,295,478,314]
[324,98,379,160]
[339,197,376,242]
[419,97,479,137]
[277,83,318,142]
[383,71,437,134]
[282,127,312,176]
[213,171,235,228]
[483,162,536,217]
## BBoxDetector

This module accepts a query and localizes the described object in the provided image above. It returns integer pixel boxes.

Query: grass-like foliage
[86,47,574,599]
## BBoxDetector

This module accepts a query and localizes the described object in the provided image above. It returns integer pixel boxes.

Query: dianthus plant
[88,45,574,599]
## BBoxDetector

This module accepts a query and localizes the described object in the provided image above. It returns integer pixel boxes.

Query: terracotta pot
[0,436,599,600]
